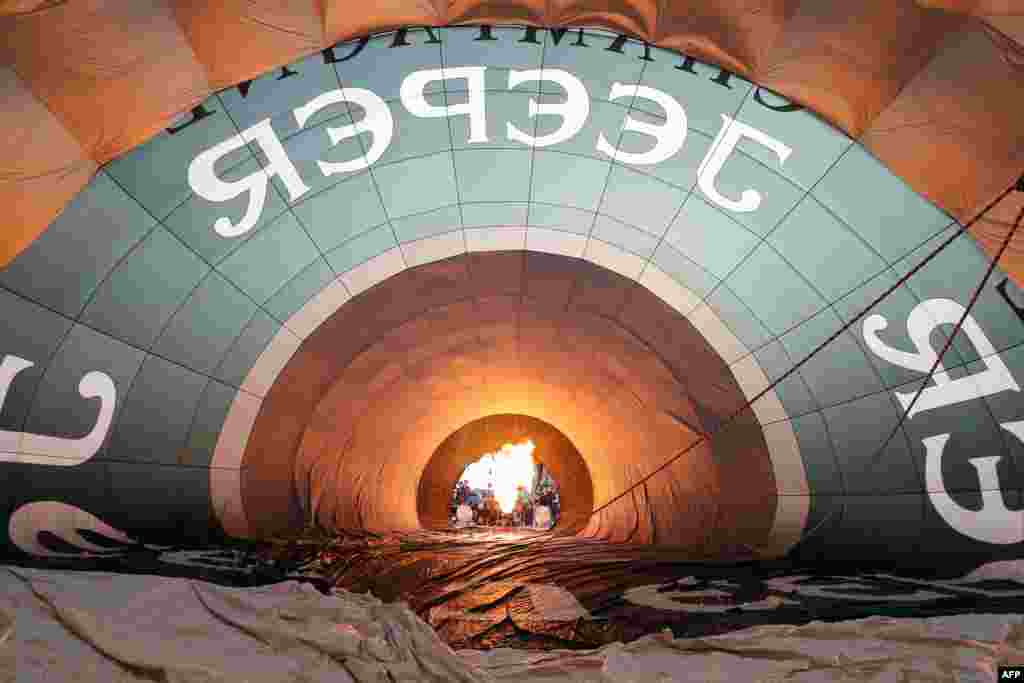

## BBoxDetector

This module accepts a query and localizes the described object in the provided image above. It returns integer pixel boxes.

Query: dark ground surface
[6,526,1024,651]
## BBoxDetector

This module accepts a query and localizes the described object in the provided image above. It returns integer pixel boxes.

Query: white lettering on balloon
[624,578,800,613]
[864,300,1024,544]
[400,66,489,143]
[697,115,792,212]
[596,83,688,165]
[764,575,948,602]
[506,69,589,148]
[293,88,394,176]
[188,118,310,237]
[863,298,1019,418]
[186,68,793,238]
[0,354,116,466]
[9,501,140,557]
[923,421,1024,545]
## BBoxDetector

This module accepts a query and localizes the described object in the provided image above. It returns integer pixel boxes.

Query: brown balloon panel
[1,27,1023,571]
[250,254,782,553]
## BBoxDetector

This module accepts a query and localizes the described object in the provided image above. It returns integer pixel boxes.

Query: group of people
[453,482,503,526]
[451,480,560,529]
[512,483,561,528]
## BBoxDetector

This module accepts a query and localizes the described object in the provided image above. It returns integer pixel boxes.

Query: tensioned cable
[789,187,1024,554]
[867,194,1024,469]
[582,181,1022,530]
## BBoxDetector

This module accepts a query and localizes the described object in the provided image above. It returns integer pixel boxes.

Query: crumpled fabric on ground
[461,615,1024,682]
[3,566,1024,682]
[0,567,485,682]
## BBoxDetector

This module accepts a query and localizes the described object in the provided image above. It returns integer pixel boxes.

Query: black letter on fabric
[551,27,589,47]
[997,278,1024,325]
[709,69,733,88]
[519,26,542,44]
[676,55,699,74]
[605,34,628,54]
[475,25,497,41]
[605,34,654,61]
[675,55,732,89]
[322,37,370,64]
[235,66,299,99]
[166,105,216,134]
[390,27,442,47]
[550,27,571,46]
[754,86,803,112]
[520,27,588,47]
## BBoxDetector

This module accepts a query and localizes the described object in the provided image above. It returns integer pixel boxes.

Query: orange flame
[461,440,536,513]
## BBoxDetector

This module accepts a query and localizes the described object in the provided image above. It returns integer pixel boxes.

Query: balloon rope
[586,182,1021,522]
[867,194,1024,468]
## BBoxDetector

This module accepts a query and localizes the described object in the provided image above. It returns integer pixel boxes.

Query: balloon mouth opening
[418,414,593,534]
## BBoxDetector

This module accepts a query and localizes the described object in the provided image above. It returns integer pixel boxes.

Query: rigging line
[586,182,1020,522]
[867,193,1024,468]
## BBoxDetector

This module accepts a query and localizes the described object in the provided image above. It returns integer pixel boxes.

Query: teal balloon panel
[0,26,1022,569]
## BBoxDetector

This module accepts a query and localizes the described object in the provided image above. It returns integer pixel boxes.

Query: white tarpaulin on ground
[2,566,1023,682]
